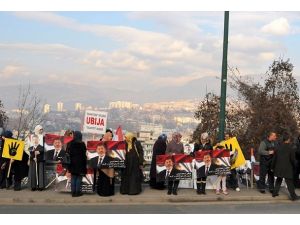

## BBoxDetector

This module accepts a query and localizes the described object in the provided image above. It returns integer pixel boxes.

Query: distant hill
[1,75,299,110]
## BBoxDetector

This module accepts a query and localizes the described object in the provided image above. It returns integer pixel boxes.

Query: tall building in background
[57,102,64,112]
[75,102,82,111]
[43,104,51,114]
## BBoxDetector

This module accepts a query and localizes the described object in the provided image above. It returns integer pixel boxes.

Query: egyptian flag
[114,125,124,141]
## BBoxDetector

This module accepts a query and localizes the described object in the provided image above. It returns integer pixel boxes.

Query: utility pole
[218,11,229,141]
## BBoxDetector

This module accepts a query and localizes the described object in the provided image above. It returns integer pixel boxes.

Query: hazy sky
[1,12,300,91]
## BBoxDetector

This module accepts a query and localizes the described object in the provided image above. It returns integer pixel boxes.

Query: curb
[0,195,290,205]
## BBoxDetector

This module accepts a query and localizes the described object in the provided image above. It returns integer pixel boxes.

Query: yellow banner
[216,137,246,169]
[2,138,25,161]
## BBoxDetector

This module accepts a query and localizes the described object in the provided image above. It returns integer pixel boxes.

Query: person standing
[193,132,213,154]
[67,131,87,197]
[149,134,167,190]
[165,132,184,195]
[193,132,213,194]
[224,132,241,192]
[0,130,13,189]
[271,132,299,201]
[120,132,144,195]
[100,129,113,142]
[295,135,300,188]
[29,135,45,191]
[257,132,277,194]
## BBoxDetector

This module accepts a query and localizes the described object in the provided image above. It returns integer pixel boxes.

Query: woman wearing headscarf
[120,132,144,195]
[193,132,213,195]
[193,132,213,154]
[0,130,29,191]
[166,132,184,155]
[149,134,168,189]
[28,134,45,191]
[67,131,87,197]
[165,132,184,195]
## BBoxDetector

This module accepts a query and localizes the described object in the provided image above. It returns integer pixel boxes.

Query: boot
[202,182,207,195]
[196,183,202,194]
[173,181,179,195]
[167,181,172,195]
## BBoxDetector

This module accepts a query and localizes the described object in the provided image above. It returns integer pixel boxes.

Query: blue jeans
[71,174,82,194]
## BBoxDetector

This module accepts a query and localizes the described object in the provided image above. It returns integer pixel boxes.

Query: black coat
[150,139,167,179]
[29,145,44,162]
[193,142,213,153]
[67,141,87,175]
[271,143,296,179]
[89,156,114,196]
[120,139,144,195]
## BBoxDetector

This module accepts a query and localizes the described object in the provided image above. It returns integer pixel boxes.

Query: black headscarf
[73,131,82,142]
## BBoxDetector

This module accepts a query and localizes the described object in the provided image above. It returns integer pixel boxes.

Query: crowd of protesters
[0,125,300,201]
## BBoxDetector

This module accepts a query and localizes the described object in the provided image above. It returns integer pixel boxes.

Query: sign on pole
[82,110,107,135]
[2,138,25,161]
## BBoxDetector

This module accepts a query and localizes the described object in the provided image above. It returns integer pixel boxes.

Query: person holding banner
[67,131,87,197]
[149,134,167,190]
[165,132,184,195]
[120,132,144,195]
[224,133,241,192]
[90,143,114,196]
[29,135,45,191]
[166,132,184,155]
[1,130,29,191]
[0,130,13,189]
[100,129,113,142]
[193,132,213,154]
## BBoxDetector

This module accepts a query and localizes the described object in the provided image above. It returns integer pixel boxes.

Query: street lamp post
[218,11,229,141]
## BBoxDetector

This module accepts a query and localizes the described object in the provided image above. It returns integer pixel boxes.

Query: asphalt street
[0,202,300,214]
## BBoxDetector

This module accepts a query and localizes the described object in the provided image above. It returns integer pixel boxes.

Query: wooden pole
[7,159,12,178]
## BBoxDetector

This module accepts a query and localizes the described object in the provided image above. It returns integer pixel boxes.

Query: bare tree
[9,83,44,140]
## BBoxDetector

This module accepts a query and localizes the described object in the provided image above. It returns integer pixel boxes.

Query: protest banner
[218,137,246,169]
[194,149,231,176]
[87,140,126,168]
[2,138,25,161]
[82,110,108,135]
[44,133,94,193]
[2,138,25,178]
[156,154,193,182]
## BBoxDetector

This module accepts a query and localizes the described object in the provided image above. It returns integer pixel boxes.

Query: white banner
[82,110,108,134]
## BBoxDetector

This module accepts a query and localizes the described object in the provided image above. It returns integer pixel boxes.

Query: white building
[109,101,140,109]
[75,102,82,111]
[139,123,163,140]
[43,104,51,114]
[57,102,64,112]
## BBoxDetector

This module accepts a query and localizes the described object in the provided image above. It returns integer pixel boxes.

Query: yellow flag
[217,137,246,169]
[2,138,25,161]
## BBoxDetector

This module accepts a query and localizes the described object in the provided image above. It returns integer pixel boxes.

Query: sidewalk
[0,186,299,205]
